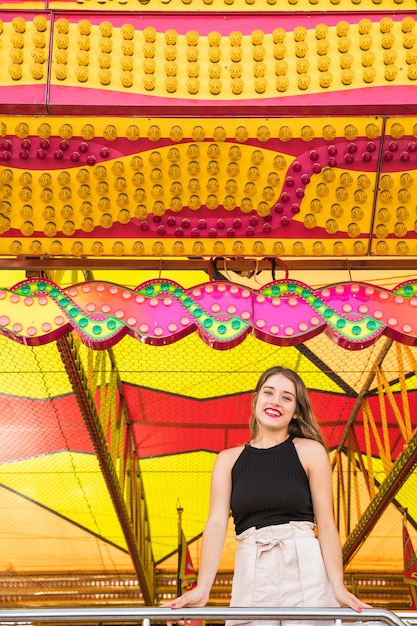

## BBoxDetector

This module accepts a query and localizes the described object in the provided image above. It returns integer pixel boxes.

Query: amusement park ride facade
[1,0,417,611]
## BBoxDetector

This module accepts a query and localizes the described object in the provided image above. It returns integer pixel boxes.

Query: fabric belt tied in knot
[255,536,286,555]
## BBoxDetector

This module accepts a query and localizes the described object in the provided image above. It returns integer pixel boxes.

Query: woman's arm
[296,439,371,612]
[165,446,242,609]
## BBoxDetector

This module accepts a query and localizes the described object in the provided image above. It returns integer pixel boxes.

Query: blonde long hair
[249,366,326,447]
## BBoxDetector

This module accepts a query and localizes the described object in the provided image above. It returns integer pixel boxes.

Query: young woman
[167,366,370,624]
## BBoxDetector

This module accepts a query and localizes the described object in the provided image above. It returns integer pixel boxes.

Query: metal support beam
[342,428,417,565]
[4,255,417,272]
[56,334,155,605]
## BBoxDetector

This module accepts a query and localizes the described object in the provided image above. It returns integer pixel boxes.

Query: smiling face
[253,373,297,440]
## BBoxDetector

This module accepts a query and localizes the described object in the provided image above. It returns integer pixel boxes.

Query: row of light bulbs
[5,238,414,257]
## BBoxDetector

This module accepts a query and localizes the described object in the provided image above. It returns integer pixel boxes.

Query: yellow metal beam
[56,333,155,604]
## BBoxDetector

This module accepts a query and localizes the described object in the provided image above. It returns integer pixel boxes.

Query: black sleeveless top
[230,436,314,535]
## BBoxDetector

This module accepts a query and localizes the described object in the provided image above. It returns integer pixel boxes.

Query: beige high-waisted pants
[228,521,339,626]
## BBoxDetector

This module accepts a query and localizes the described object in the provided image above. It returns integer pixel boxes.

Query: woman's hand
[161,586,210,626]
[333,585,372,612]
[164,585,210,609]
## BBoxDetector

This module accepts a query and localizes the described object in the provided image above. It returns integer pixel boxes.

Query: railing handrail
[0,607,412,626]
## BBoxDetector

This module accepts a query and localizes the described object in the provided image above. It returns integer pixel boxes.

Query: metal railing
[0,607,415,626]
[396,615,417,626]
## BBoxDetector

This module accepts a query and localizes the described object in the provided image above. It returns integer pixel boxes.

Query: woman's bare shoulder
[216,445,245,467]
[293,437,329,472]
[294,437,326,453]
